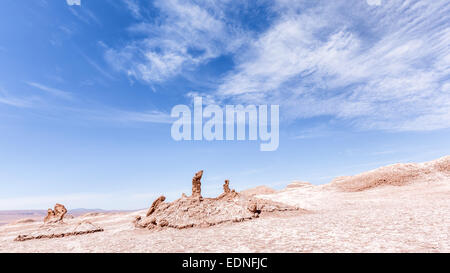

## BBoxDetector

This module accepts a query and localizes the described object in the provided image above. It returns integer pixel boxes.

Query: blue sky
[0,0,449,210]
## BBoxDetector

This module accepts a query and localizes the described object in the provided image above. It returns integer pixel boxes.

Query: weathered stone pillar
[191,170,203,198]
[223,180,231,194]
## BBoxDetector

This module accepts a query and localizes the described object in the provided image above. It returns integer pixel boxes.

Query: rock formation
[218,179,238,199]
[134,171,300,230]
[16,203,105,242]
[146,196,166,217]
[247,200,261,217]
[223,180,231,194]
[191,170,203,198]
[240,186,276,196]
[15,221,104,242]
[44,209,55,222]
[329,155,450,192]
[43,203,67,224]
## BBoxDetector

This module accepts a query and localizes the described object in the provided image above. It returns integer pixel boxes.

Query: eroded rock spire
[223,180,231,194]
[43,203,67,224]
[146,196,166,217]
[191,170,203,198]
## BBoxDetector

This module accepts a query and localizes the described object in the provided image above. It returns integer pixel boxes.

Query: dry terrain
[0,209,119,226]
[0,156,449,252]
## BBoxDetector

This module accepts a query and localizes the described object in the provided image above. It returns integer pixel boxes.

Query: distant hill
[0,208,130,226]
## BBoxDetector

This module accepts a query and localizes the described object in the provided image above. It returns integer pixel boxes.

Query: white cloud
[48,103,174,125]
[366,0,382,6]
[26,82,73,100]
[1,83,172,125]
[80,53,114,80]
[122,0,141,18]
[105,0,246,83]
[112,110,174,124]
[215,0,450,131]
[104,0,450,132]
[68,4,101,25]
[0,88,35,108]
[66,0,81,6]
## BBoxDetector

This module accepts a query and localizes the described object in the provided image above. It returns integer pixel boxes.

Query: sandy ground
[0,209,123,226]
[0,211,45,226]
[0,178,448,252]
[1,157,449,253]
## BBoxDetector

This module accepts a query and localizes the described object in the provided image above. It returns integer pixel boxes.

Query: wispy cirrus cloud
[86,108,174,124]
[67,2,101,26]
[0,82,75,109]
[104,0,450,132]
[0,88,35,108]
[104,0,246,83]
[66,0,81,6]
[216,0,450,131]
[366,0,382,6]
[1,81,172,125]
[26,82,73,100]
[80,53,115,80]
[122,0,141,19]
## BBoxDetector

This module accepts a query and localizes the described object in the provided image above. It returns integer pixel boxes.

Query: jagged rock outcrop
[217,180,238,199]
[134,171,300,230]
[146,196,166,217]
[43,204,67,224]
[191,170,203,198]
[13,203,106,242]
[15,221,104,242]
[44,209,55,222]
[158,219,169,227]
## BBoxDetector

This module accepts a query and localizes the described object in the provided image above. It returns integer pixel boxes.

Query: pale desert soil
[0,157,449,253]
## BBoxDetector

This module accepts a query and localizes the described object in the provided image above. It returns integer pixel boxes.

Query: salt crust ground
[0,157,449,252]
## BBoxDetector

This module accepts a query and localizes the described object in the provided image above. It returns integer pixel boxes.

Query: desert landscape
[0,156,449,253]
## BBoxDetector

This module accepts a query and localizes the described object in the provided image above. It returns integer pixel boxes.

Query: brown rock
[44,209,55,223]
[146,196,166,217]
[133,216,142,228]
[191,170,203,198]
[218,179,238,199]
[158,219,169,227]
[247,200,260,214]
[44,204,67,224]
[15,221,103,242]
[223,180,231,194]
[134,216,158,229]
[133,170,300,230]
[54,204,67,218]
